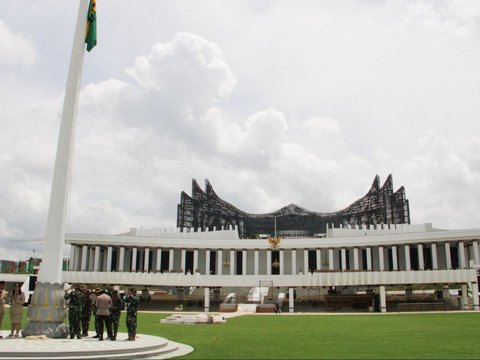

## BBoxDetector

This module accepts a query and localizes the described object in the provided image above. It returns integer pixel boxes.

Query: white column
[445,243,452,269]
[458,242,466,269]
[316,249,321,271]
[431,243,438,270]
[379,286,386,313]
[217,249,223,275]
[131,247,137,272]
[230,250,235,275]
[118,247,125,272]
[204,287,210,312]
[405,285,413,302]
[205,250,211,275]
[106,246,113,272]
[279,250,284,275]
[473,241,480,265]
[366,247,372,270]
[168,249,174,272]
[404,245,411,271]
[291,249,297,274]
[392,246,398,271]
[242,250,247,275]
[328,248,334,270]
[341,248,347,271]
[378,246,384,271]
[461,284,469,310]
[156,248,162,272]
[442,285,449,300]
[181,249,186,273]
[418,244,424,270]
[69,244,76,271]
[289,287,294,313]
[303,250,309,273]
[93,245,100,272]
[194,249,199,273]
[267,250,272,275]
[144,247,150,272]
[254,250,259,275]
[353,248,359,270]
[69,245,76,271]
[472,282,479,311]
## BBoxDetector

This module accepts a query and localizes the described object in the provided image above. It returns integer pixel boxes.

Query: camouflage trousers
[68,307,82,338]
[81,309,91,335]
[126,314,137,338]
[110,313,121,339]
[94,310,99,335]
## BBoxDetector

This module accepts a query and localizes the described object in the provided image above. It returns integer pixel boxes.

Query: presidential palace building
[62,176,480,313]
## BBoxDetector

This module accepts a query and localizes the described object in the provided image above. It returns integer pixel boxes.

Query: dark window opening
[160,251,169,272]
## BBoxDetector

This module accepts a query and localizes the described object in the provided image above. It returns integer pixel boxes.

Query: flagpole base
[22,282,68,338]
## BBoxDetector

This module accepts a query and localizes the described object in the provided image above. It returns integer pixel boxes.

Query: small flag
[85,0,97,52]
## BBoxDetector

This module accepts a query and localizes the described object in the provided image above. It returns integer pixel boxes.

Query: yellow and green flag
[85,0,97,52]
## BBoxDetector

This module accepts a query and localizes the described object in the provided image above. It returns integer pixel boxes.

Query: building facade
[64,222,480,313]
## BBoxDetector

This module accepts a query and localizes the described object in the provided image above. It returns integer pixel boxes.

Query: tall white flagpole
[23,0,91,338]
[39,0,90,283]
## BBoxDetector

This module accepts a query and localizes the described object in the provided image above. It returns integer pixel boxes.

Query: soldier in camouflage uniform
[64,285,83,339]
[123,288,139,341]
[109,290,122,341]
[91,288,100,338]
[81,288,91,336]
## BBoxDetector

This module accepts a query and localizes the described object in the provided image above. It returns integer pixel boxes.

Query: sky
[1,0,480,261]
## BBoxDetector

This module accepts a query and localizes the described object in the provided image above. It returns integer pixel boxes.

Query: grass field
[2,311,480,359]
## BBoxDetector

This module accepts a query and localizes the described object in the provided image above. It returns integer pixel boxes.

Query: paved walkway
[0,332,192,359]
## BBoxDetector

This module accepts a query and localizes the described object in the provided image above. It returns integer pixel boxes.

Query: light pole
[274,215,277,237]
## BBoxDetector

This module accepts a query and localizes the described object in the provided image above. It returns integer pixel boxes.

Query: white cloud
[1,1,480,264]
[407,0,480,37]
[0,19,35,65]
[398,132,480,229]
[126,33,236,111]
[0,219,24,239]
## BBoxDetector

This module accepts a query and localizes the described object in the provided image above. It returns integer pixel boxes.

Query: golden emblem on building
[268,236,281,248]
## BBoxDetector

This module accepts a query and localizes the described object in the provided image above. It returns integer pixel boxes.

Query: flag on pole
[85,0,97,52]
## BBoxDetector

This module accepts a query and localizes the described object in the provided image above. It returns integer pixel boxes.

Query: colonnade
[69,240,480,275]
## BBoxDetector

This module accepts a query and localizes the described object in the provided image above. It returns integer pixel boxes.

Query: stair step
[0,333,193,360]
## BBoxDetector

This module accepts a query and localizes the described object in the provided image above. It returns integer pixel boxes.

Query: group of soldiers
[64,285,139,341]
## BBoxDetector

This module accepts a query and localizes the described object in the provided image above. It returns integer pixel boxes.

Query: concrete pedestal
[22,282,68,338]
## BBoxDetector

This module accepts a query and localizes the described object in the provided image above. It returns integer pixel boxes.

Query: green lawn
[142,312,480,359]
[3,311,480,359]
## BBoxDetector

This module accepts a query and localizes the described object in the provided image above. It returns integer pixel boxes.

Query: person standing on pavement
[0,281,8,338]
[64,285,83,339]
[8,283,25,337]
[81,288,92,337]
[109,290,122,341]
[94,290,112,341]
[91,288,100,338]
[123,288,139,341]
